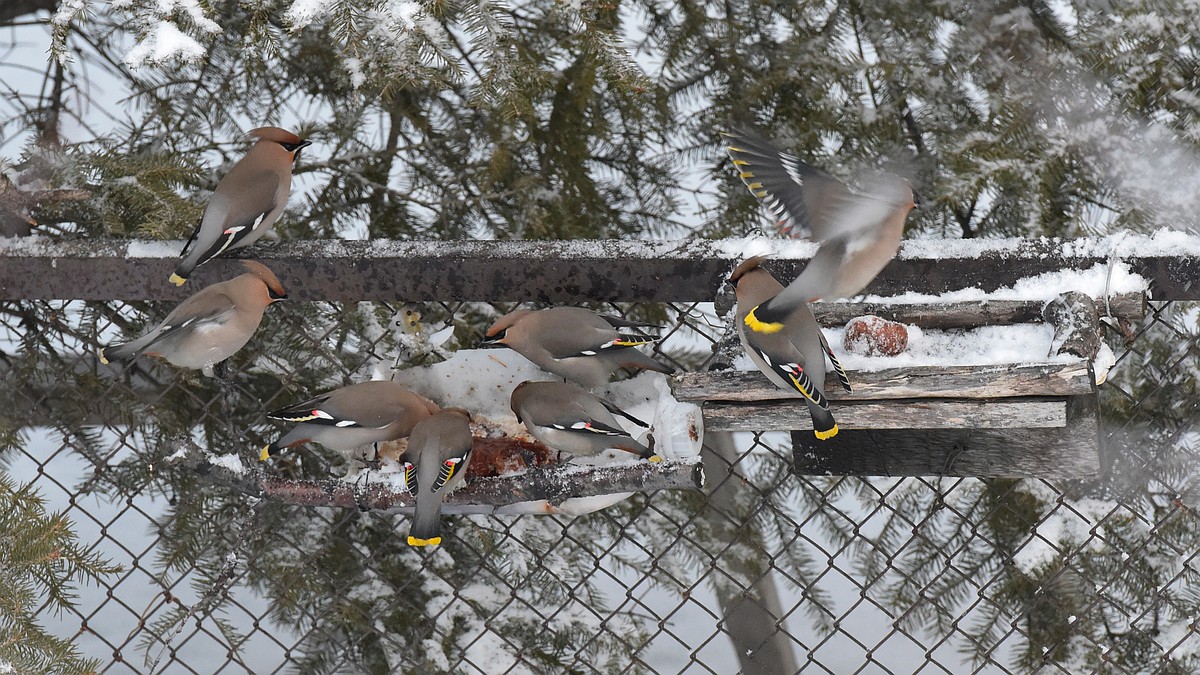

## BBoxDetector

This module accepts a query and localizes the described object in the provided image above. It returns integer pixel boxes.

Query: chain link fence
[2,270,1198,673]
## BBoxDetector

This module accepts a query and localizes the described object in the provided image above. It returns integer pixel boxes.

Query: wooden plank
[703,398,1066,432]
[811,293,1145,328]
[0,236,1188,301]
[790,396,1101,479]
[672,363,1096,403]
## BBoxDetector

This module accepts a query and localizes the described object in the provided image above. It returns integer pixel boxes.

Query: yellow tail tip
[814,424,839,441]
[259,445,271,461]
[169,273,187,286]
[648,454,664,463]
[98,348,109,365]
[407,536,441,547]
[744,307,784,334]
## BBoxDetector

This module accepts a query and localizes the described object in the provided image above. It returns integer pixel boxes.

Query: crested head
[240,260,287,300]
[728,255,770,286]
[485,309,533,338]
[509,380,543,414]
[440,407,473,422]
[246,127,303,144]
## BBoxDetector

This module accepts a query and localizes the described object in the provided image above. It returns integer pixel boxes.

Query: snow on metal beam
[0,233,1196,301]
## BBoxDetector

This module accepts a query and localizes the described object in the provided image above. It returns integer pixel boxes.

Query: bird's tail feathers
[808,405,839,441]
[612,439,655,460]
[618,349,674,375]
[99,334,156,364]
[407,501,443,547]
[98,343,133,364]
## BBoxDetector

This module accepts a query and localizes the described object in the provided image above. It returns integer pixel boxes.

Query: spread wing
[724,128,858,241]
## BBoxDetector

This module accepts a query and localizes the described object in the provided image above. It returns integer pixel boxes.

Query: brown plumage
[401,408,474,547]
[729,256,851,441]
[510,380,658,461]
[261,381,439,465]
[480,307,673,389]
[171,127,310,286]
[99,260,286,372]
[724,127,918,330]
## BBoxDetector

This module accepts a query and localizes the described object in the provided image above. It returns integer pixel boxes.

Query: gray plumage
[481,307,673,389]
[262,380,439,463]
[401,408,473,547]
[171,127,310,285]
[510,380,657,461]
[99,260,286,371]
[729,256,850,440]
[724,128,917,324]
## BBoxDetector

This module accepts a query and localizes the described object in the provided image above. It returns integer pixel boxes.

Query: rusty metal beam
[1,237,1196,302]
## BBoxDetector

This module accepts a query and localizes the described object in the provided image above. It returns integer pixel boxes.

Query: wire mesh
[2,285,1198,674]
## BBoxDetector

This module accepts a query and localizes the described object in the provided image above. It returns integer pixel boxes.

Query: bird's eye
[279,139,312,153]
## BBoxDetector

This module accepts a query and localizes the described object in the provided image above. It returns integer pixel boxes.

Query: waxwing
[401,408,474,547]
[480,307,674,389]
[723,128,918,334]
[170,127,311,286]
[728,256,851,441]
[99,260,286,372]
[510,380,661,462]
[261,380,439,464]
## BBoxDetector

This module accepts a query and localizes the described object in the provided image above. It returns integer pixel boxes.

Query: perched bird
[728,256,851,441]
[481,307,674,388]
[510,380,660,462]
[723,127,918,334]
[261,381,439,464]
[170,127,311,286]
[401,408,474,547]
[99,260,286,372]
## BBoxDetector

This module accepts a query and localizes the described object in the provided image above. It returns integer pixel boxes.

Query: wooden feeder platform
[673,291,1144,480]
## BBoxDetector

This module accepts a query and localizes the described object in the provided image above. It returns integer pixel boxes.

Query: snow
[354,349,704,515]
[51,0,87,27]
[125,240,181,257]
[393,348,702,461]
[125,21,208,68]
[729,322,1079,375]
[207,453,247,475]
[285,0,337,26]
[719,229,1200,263]
[344,57,367,89]
[715,236,820,259]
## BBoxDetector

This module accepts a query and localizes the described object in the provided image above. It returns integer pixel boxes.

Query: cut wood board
[672,363,1095,402]
[790,396,1100,479]
[704,398,1067,432]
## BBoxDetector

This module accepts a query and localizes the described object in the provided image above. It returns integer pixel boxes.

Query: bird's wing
[744,329,831,409]
[816,330,852,392]
[539,324,657,360]
[598,314,663,330]
[724,128,856,240]
[596,395,650,428]
[432,443,471,492]
[266,388,399,429]
[266,392,352,426]
[151,290,239,343]
[544,416,631,437]
[190,170,281,262]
